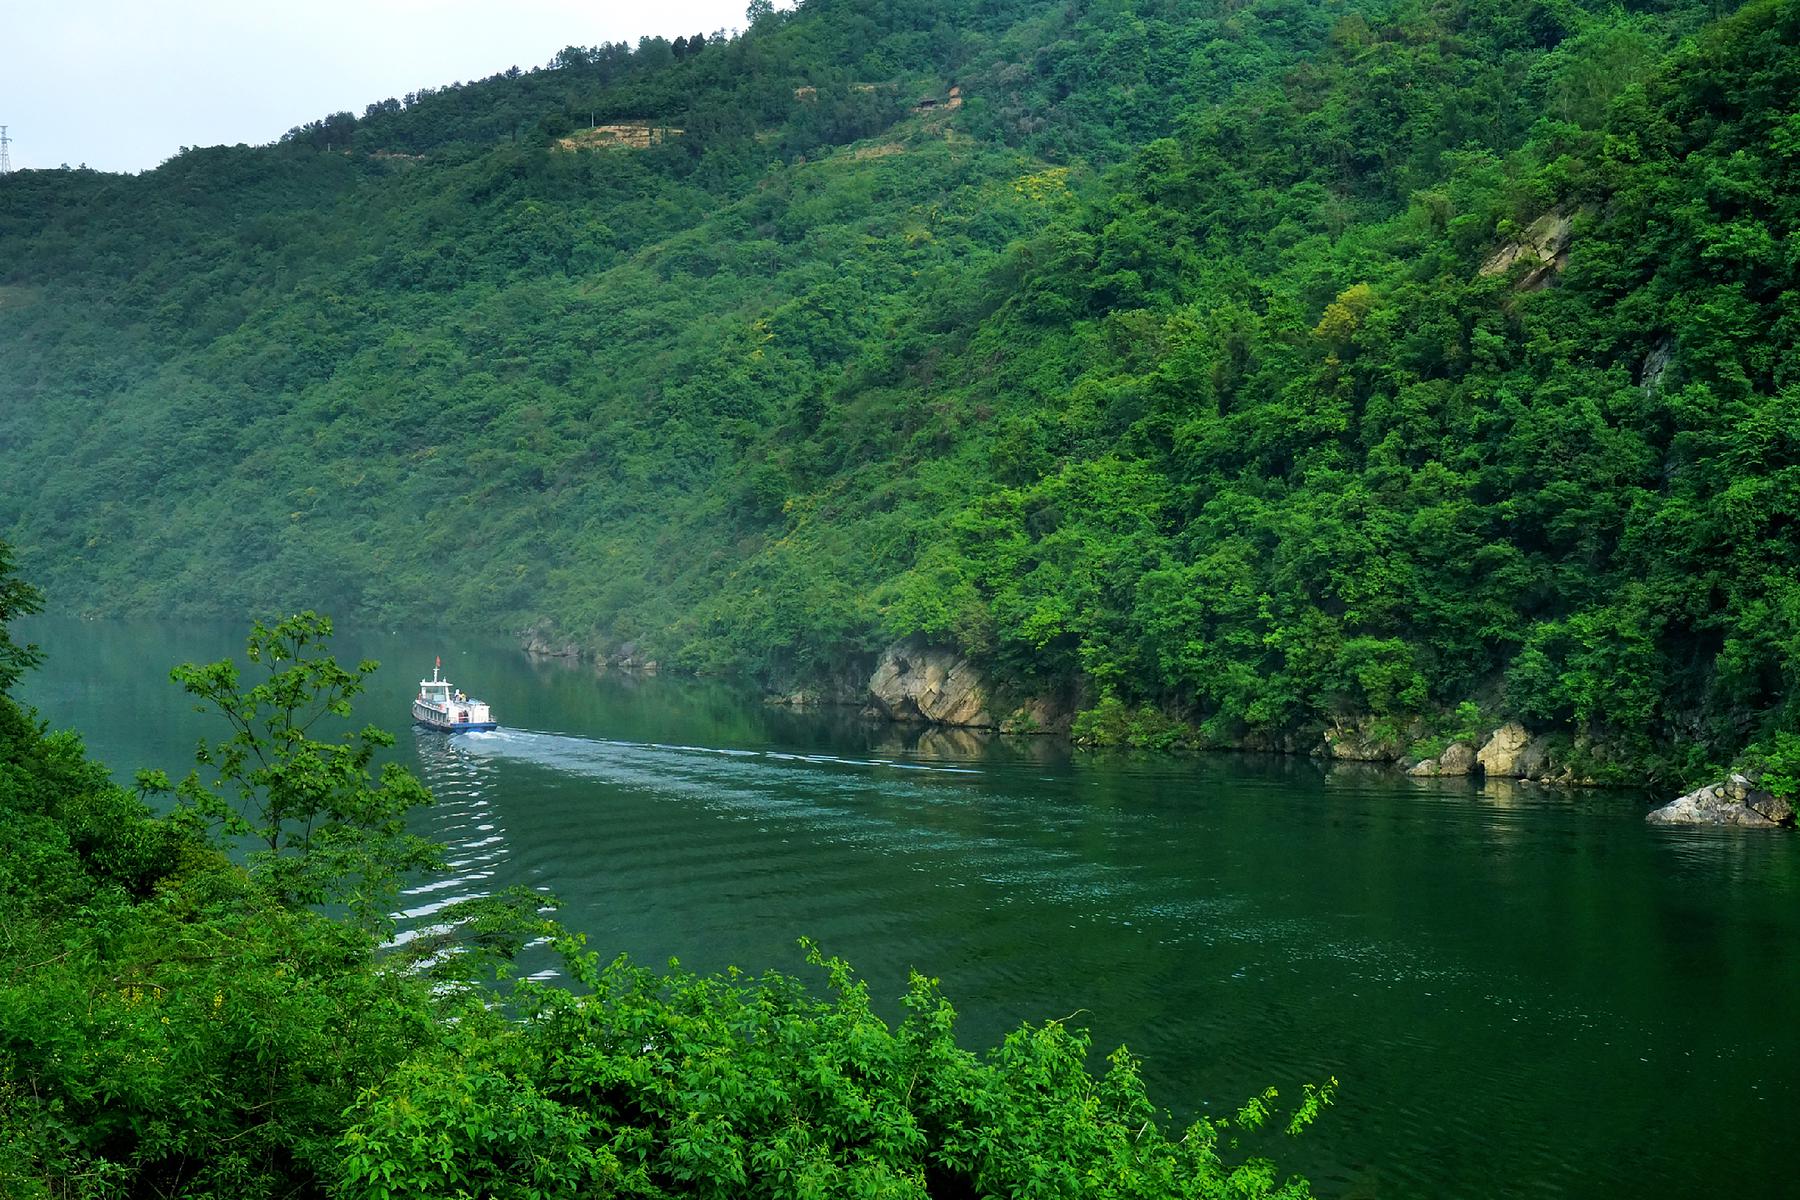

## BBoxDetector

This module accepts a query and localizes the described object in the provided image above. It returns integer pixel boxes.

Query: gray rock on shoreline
[1408,740,1476,776]
[1646,772,1795,828]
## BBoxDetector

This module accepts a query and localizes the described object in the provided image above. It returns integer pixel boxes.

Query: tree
[0,540,43,695]
[550,44,593,70]
[0,612,468,1196]
[157,611,438,932]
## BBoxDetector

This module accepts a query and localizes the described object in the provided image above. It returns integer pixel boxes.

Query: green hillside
[4,0,1798,781]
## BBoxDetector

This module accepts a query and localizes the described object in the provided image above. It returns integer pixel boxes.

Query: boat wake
[456,727,982,782]
[388,731,555,976]
[442,727,1181,921]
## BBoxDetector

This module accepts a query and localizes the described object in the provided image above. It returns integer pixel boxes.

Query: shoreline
[521,633,1796,830]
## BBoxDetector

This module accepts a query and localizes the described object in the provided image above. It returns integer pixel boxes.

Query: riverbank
[523,630,1799,830]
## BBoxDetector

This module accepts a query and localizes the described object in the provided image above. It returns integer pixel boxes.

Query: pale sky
[6,1,762,174]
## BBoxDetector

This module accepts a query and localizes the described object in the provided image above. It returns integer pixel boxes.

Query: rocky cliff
[862,639,1074,733]
[865,640,994,727]
[1478,211,1573,291]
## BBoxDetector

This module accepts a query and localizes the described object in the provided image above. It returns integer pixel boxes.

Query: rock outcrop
[1639,338,1675,396]
[1479,212,1573,290]
[1319,716,1419,762]
[764,657,871,708]
[1408,740,1477,776]
[1470,722,1579,781]
[1646,773,1796,828]
[1475,722,1531,775]
[523,632,581,658]
[606,642,660,673]
[998,694,1075,735]
[863,639,1071,732]
[765,688,830,707]
[556,123,682,151]
[1515,735,1558,780]
[866,639,994,727]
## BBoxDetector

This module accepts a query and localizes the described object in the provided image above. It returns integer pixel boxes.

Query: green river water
[17,616,1800,1198]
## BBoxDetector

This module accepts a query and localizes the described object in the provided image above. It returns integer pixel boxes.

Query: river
[16,615,1800,1198]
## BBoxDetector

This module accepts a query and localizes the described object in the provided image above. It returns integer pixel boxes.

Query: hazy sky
[6,1,758,174]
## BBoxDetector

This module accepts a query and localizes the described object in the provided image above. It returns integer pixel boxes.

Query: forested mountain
[4,0,1797,781]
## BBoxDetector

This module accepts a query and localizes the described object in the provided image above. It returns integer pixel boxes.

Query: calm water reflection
[17,616,1800,1199]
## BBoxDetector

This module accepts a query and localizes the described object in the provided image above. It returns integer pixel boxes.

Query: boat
[412,657,498,732]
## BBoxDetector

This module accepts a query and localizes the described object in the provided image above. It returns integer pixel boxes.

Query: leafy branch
[151,611,439,934]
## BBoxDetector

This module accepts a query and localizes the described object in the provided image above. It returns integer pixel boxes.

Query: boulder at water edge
[1408,740,1477,776]
[1476,722,1532,776]
[866,639,993,727]
[1646,774,1795,827]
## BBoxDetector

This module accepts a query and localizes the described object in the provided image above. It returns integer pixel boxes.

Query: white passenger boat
[413,657,497,732]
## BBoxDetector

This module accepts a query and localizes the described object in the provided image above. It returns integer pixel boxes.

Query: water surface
[18,616,1799,1199]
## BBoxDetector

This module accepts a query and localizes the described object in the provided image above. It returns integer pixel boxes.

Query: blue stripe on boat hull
[416,719,499,733]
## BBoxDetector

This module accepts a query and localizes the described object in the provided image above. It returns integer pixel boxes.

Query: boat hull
[415,717,498,733]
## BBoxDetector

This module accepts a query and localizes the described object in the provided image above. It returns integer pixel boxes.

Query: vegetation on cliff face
[3,0,1798,778]
[0,565,1331,1197]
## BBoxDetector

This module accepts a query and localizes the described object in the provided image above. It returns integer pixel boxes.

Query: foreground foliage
[153,612,439,930]
[0,589,1330,1198]
[341,943,1332,1200]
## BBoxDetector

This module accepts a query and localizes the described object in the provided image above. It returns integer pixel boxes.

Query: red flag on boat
[435,655,441,668]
